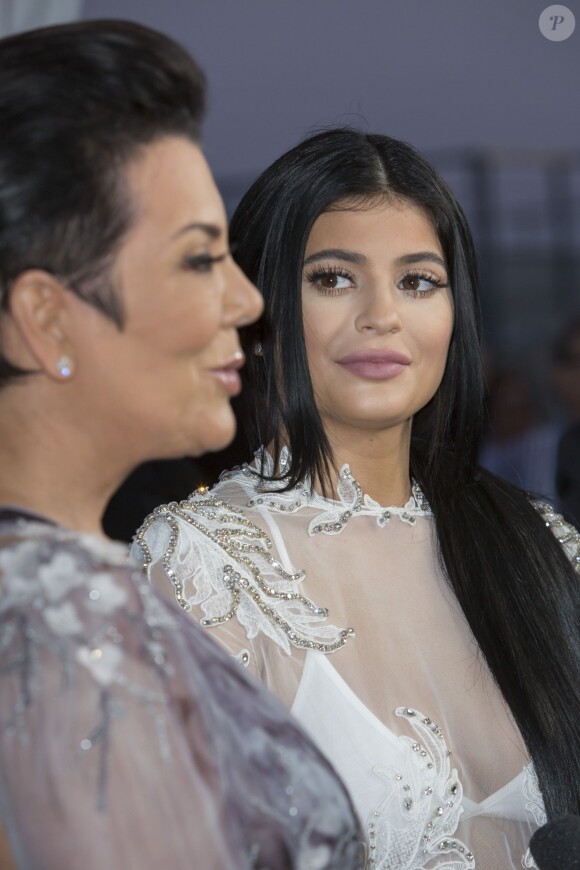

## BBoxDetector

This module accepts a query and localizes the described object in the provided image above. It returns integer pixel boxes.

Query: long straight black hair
[230,128,580,819]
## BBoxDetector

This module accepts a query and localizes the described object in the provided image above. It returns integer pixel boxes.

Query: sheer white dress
[0,507,364,870]
[134,449,580,870]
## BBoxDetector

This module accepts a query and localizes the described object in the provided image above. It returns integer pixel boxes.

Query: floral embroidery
[307,468,430,536]
[76,642,124,687]
[367,707,474,869]
[44,600,84,635]
[226,448,432,537]
[0,522,173,808]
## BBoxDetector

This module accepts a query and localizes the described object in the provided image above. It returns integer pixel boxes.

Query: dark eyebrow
[171,222,223,241]
[302,248,367,267]
[302,248,447,271]
[394,251,447,270]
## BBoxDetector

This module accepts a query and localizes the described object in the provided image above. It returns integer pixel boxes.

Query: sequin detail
[535,501,580,574]
[134,497,354,655]
[367,707,474,870]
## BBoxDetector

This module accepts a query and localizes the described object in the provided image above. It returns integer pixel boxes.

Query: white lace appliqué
[521,764,546,869]
[234,448,432,537]
[367,707,473,870]
[134,495,354,655]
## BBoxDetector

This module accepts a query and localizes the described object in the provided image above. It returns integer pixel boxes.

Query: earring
[56,355,74,378]
[254,341,263,357]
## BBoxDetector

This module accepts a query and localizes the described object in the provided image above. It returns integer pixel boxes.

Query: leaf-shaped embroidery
[134,497,354,655]
[367,707,474,870]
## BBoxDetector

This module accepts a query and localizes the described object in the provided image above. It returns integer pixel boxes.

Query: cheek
[141,300,222,360]
[303,306,345,367]
[418,303,454,365]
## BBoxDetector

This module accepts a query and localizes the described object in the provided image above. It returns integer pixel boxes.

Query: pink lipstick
[336,349,411,381]
[209,351,245,396]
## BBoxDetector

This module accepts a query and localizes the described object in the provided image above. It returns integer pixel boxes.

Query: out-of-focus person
[0,22,364,869]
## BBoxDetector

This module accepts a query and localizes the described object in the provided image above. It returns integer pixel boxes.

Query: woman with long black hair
[137,129,580,869]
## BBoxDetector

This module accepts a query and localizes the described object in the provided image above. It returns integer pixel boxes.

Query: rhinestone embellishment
[535,501,580,575]
[366,706,474,869]
[308,468,431,536]
[134,496,355,655]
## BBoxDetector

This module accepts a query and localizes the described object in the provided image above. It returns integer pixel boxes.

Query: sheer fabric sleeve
[0,526,364,870]
[0,536,244,869]
[132,494,353,683]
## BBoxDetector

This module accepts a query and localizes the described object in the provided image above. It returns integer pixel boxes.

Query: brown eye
[305,267,354,293]
[320,273,340,289]
[401,274,421,291]
[397,273,446,296]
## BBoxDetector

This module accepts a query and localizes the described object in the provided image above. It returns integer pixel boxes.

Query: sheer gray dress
[0,509,364,870]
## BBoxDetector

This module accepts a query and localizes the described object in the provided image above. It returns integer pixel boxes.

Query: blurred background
[3,0,579,534]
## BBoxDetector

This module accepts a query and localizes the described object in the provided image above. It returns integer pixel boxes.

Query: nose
[223,257,264,328]
[354,284,402,335]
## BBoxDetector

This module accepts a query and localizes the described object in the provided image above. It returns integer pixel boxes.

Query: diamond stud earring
[56,355,74,378]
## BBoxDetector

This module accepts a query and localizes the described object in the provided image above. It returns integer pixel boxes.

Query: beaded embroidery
[366,707,474,870]
[535,500,580,574]
[133,496,354,655]
[222,448,432,537]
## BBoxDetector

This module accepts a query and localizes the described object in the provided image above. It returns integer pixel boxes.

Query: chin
[191,408,237,457]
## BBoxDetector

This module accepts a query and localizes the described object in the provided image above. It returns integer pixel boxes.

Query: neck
[323,419,412,506]
[0,393,131,535]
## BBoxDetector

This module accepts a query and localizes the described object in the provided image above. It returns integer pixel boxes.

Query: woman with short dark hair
[139,129,580,869]
[0,26,364,869]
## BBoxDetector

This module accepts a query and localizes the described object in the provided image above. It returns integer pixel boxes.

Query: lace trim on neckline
[220,447,432,537]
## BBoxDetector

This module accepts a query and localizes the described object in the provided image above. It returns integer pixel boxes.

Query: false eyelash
[304,265,355,284]
[401,269,448,289]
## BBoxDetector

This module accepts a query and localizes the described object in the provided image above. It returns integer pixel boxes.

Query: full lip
[336,349,411,381]
[208,350,245,396]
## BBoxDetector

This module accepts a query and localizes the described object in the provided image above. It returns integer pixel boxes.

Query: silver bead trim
[134,497,355,655]
[536,501,580,575]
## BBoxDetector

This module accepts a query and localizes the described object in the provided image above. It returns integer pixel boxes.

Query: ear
[6,270,76,381]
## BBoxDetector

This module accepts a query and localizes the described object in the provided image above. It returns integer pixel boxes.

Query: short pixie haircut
[0,19,206,385]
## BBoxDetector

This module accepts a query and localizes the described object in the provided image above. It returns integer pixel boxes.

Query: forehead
[124,136,227,239]
[305,198,442,255]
